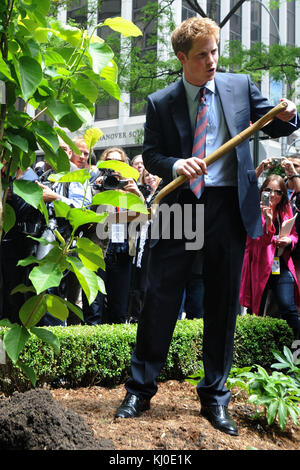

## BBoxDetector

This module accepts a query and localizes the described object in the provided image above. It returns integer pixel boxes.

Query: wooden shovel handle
[152,101,288,207]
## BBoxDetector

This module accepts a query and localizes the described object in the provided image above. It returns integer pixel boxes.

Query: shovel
[152,100,288,210]
[114,101,288,223]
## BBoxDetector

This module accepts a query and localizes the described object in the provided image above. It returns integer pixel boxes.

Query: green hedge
[0,315,294,394]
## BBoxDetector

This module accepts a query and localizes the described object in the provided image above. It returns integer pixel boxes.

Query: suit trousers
[125,187,246,406]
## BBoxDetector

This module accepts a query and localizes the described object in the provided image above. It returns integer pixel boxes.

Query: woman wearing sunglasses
[240,174,300,339]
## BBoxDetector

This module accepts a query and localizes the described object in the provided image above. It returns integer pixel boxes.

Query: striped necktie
[190,87,207,199]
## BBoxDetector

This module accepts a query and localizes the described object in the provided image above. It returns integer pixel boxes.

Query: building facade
[58,0,300,162]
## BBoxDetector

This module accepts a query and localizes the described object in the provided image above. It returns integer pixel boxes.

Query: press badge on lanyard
[111,223,125,243]
[272,256,280,275]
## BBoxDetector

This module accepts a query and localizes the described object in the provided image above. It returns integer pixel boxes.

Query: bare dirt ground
[51,380,300,451]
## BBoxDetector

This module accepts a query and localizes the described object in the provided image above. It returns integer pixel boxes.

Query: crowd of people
[0,138,168,327]
[0,14,299,438]
[240,154,300,340]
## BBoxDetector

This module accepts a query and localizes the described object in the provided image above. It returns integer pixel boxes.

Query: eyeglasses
[264,188,282,196]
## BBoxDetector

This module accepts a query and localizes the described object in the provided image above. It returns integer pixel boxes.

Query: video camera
[93,168,128,191]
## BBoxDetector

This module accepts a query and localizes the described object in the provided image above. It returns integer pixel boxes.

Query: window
[251,2,261,44]
[182,0,196,21]
[98,0,122,41]
[287,0,295,46]
[130,0,158,116]
[269,6,280,45]
[67,0,88,28]
[229,0,242,42]
[95,0,121,121]
[206,0,221,24]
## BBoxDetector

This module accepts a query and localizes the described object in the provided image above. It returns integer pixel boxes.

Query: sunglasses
[264,187,282,196]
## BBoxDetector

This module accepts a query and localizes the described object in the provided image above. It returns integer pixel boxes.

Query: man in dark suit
[115,17,299,435]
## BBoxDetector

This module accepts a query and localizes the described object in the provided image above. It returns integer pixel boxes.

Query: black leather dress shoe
[201,405,238,436]
[115,392,150,418]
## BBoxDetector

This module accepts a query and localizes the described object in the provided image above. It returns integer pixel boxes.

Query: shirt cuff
[172,160,179,179]
[289,113,298,127]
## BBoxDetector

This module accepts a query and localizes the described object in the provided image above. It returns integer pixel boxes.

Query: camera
[261,190,271,206]
[138,183,152,198]
[93,169,128,191]
[271,157,284,166]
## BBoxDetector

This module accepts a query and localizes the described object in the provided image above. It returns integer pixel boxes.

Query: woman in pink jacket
[240,174,300,339]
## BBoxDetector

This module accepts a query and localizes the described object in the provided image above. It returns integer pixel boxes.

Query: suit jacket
[142,72,299,240]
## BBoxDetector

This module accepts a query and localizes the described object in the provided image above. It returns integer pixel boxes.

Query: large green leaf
[67,208,107,232]
[19,294,47,328]
[25,0,50,19]
[103,17,142,37]
[3,325,30,364]
[0,56,13,81]
[53,200,71,219]
[88,42,114,75]
[92,190,148,215]
[100,60,118,83]
[13,179,43,209]
[72,76,98,104]
[99,79,121,101]
[16,361,37,387]
[76,237,105,272]
[48,169,90,184]
[50,21,83,47]
[70,102,93,124]
[14,56,43,102]
[45,294,68,322]
[33,121,60,152]
[30,326,60,354]
[64,300,84,322]
[43,49,65,67]
[6,132,28,153]
[54,128,81,155]
[58,110,85,132]
[84,128,103,149]
[97,160,139,180]
[17,255,39,267]
[29,262,64,295]
[3,203,16,234]
[47,99,72,123]
[10,284,36,295]
[33,27,52,43]
[97,275,106,295]
[67,256,100,305]
[42,145,70,173]
[51,201,70,222]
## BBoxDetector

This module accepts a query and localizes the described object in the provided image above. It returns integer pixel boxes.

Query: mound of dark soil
[0,389,114,450]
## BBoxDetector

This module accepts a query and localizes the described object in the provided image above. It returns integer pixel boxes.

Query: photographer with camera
[255,156,288,179]
[36,138,93,326]
[128,169,162,323]
[95,147,144,324]
[240,174,300,339]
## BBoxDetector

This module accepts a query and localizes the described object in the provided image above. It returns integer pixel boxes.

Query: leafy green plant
[0,317,294,393]
[0,0,144,385]
[226,366,252,393]
[271,345,300,387]
[185,346,300,431]
[243,364,300,430]
[184,364,204,386]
